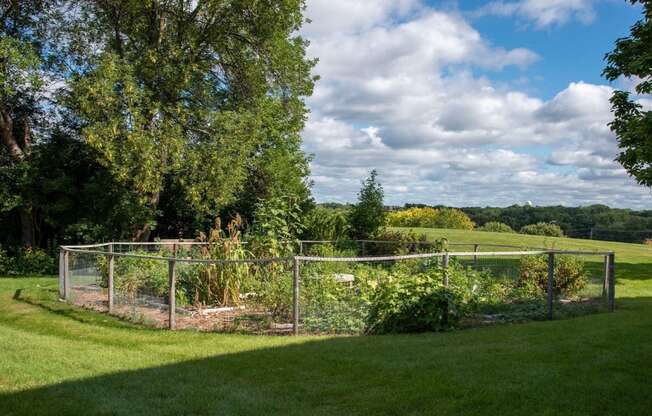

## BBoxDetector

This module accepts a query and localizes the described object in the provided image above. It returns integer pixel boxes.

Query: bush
[6,248,57,276]
[518,255,587,297]
[478,221,515,233]
[386,207,474,230]
[366,269,460,334]
[0,246,8,275]
[520,222,564,237]
[364,229,429,255]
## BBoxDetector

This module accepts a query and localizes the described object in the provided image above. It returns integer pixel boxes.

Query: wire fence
[59,240,615,335]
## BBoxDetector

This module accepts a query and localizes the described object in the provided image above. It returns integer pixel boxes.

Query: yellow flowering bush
[386,207,475,230]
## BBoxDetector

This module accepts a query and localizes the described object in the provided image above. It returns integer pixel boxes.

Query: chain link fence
[60,241,615,335]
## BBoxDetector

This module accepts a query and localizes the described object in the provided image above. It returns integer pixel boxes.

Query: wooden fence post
[602,255,609,298]
[473,244,479,268]
[108,243,114,313]
[608,252,615,312]
[547,252,555,320]
[63,249,70,300]
[442,253,450,287]
[59,248,65,298]
[293,257,300,336]
[168,258,176,330]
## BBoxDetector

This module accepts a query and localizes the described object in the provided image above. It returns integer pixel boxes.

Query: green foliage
[0,245,7,275]
[518,255,588,297]
[249,195,305,256]
[366,268,460,334]
[603,1,652,187]
[185,216,251,307]
[0,35,43,98]
[387,207,475,230]
[66,1,316,239]
[478,221,515,233]
[520,222,565,237]
[3,247,56,276]
[98,252,169,300]
[349,170,385,239]
[363,229,429,255]
[301,207,350,241]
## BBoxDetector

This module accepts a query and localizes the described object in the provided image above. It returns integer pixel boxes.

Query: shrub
[478,221,515,233]
[0,246,7,275]
[386,207,474,230]
[519,222,564,237]
[6,247,57,276]
[366,269,461,334]
[364,229,429,255]
[518,255,587,297]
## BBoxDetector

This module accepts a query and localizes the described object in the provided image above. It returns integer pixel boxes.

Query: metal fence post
[473,244,479,268]
[168,258,176,330]
[293,256,300,336]
[547,252,555,320]
[298,241,303,255]
[608,252,615,312]
[63,249,70,300]
[361,241,366,256]
[108,243,114,313]
[59,248,65,298]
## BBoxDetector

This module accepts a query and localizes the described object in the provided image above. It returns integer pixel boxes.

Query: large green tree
[604,0,652,187]
[0,0,53,247]
[68,0,316,240]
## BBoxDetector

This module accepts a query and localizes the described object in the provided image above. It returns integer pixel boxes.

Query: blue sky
[300,0,651,208]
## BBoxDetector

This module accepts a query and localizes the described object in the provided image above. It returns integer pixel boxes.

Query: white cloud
[475,0,596,28]
[300,0,649,209]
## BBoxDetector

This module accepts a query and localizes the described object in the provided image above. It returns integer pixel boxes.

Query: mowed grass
[1,230,652,415]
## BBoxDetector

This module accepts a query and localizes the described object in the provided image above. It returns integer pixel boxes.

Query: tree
[0,33,44,247]
[349,170,385,239]
[67,0,316,240]
[603,0,652,187]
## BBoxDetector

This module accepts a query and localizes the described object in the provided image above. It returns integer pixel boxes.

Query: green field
[2,229,652,415]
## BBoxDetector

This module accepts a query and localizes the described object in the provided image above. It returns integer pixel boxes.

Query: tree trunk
[0,107,35,247]
[19,207,35,248]
[132,192,160,242]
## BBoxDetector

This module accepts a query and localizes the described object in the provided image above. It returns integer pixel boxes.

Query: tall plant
[349,170,385,239]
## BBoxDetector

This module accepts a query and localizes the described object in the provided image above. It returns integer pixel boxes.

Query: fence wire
[60,241,614,335]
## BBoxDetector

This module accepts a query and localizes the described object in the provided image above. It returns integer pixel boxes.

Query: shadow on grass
[3,282,652,415]
[2,300,652,415]
[12,287,145,331]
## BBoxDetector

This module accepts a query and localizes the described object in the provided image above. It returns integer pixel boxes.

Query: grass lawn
[1,230,652,415]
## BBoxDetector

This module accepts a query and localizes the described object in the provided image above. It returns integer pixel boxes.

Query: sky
[299,0,652,209]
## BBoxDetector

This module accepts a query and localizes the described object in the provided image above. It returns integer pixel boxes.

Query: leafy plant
[518,255,588,297]
[302,207,350,241]
[520,222,564,237]
[5,248,57,276]
[364,229,429,255]
[366,268,461,334]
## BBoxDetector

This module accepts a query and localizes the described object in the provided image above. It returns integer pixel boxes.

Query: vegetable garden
[60,221,616,335]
